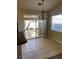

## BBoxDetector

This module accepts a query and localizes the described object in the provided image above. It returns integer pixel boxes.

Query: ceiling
[17,0,62,12]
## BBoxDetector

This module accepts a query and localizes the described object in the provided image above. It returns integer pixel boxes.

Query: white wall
[17,9,25,32]
[47,2,62,44]
[49,2,62,15]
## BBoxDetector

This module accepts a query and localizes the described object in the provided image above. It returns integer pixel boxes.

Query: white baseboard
[47,36,62,44]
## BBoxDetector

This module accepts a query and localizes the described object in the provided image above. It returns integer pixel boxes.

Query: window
[51,14,62,32]
[24,15,39,18]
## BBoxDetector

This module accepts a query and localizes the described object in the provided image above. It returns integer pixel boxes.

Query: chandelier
[38,0,47,20]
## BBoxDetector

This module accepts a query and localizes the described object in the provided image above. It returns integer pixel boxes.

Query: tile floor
[21,38,62,59]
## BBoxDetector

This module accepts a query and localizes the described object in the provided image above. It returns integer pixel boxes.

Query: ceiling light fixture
[38,2,43,6]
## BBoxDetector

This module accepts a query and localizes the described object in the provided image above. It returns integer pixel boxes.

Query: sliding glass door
[24,15,47,40]
[24,19,39,39]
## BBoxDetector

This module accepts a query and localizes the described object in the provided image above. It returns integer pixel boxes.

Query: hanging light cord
[41,0,45,19]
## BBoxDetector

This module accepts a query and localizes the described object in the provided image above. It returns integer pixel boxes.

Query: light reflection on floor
[22,38,62,59]
[24,29,39,39]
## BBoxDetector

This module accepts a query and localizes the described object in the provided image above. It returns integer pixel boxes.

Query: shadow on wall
[46,29,62,44]
[51,30,62,43]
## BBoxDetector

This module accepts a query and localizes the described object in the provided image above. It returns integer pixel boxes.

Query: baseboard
[47,35,62,44]
[52,37,62,44]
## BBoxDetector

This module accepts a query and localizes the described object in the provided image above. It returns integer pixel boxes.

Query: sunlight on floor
[24,29,39,39]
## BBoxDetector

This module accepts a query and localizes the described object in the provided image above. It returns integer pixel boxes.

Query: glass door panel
[24,20,39,39]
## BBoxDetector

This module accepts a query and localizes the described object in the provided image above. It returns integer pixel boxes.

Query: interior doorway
[24,20,39,39]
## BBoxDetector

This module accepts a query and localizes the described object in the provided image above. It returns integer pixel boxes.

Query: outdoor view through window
[51,14,62,32]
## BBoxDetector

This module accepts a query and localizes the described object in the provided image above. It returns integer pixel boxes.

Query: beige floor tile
[22,38,62,59]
